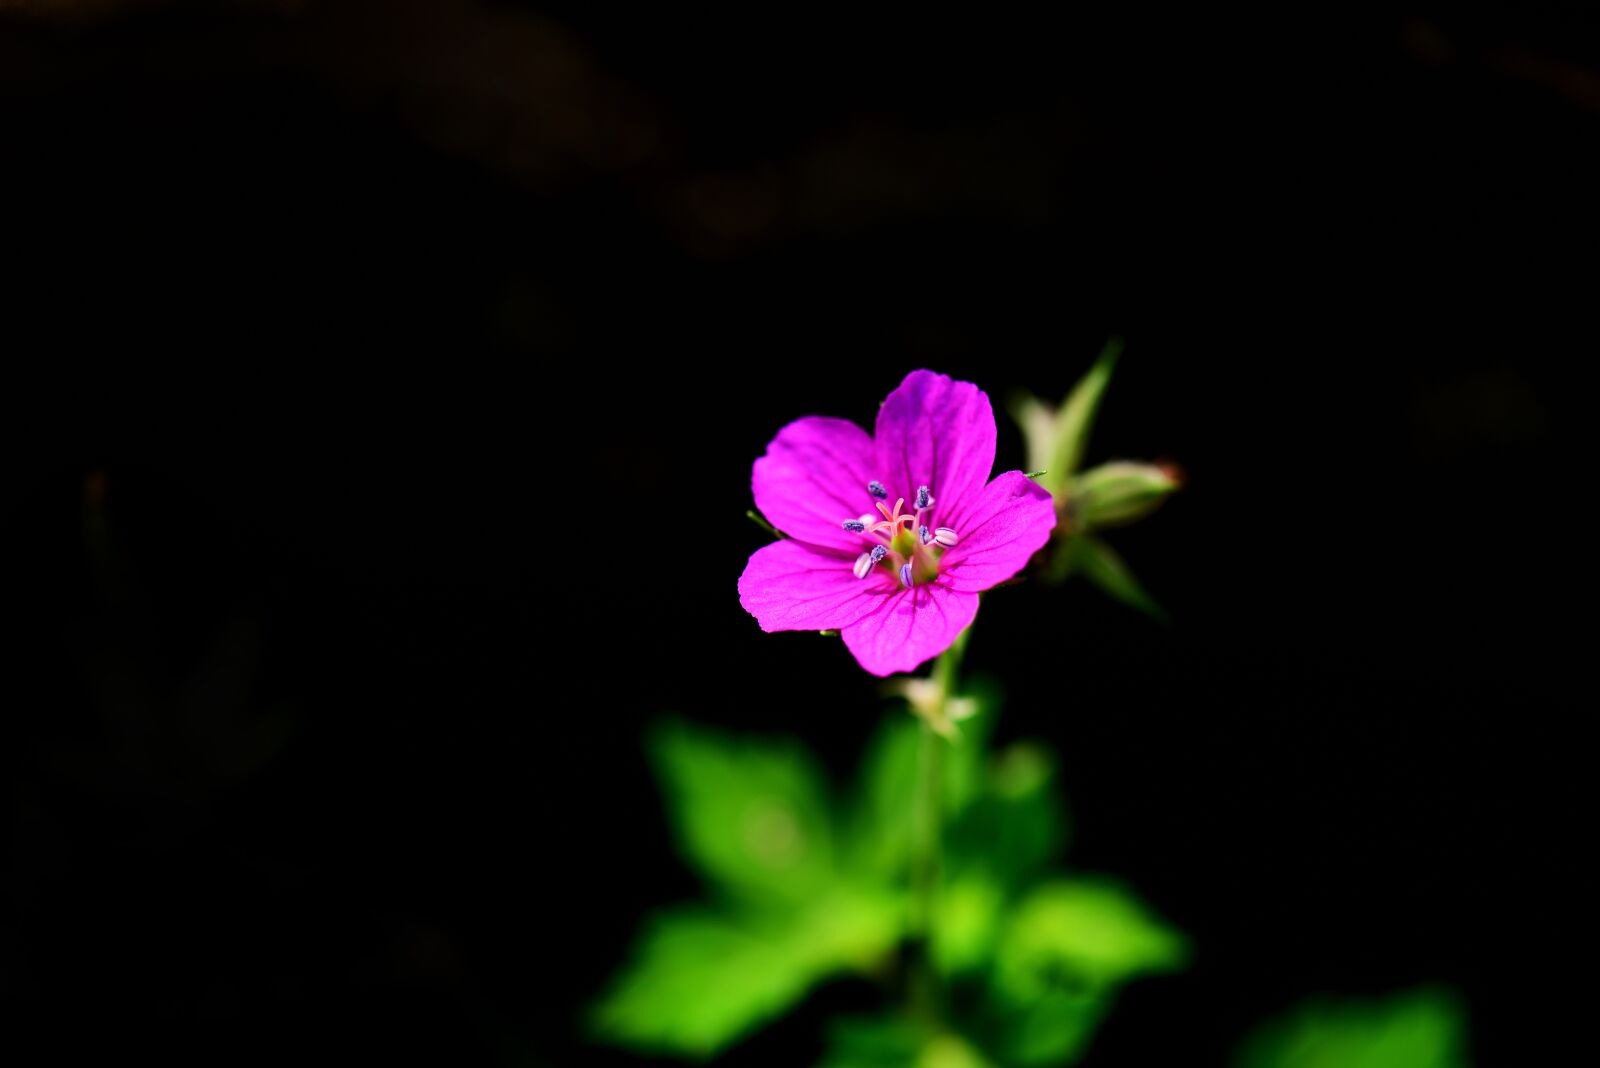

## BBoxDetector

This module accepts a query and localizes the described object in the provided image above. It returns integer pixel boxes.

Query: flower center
[841,482,960,588]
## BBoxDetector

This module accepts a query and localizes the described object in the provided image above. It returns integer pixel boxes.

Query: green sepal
[746,509,785,539]
[1051,534,1168,621]
[1007,339,1120,498]
[1051,338,1122,482]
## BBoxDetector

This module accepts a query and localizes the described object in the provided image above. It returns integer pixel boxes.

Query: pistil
[841,481,960,587]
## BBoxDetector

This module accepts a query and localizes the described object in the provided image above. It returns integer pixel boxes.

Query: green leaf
[651,720,833,903]
[988,877,1188,1065]
[939,675,1000,814]
[1232,987,1472,1068]
[1076,534,1169,621]
[936,735,1067,977]
[816,1016,924,1068]
[592,892,901,1058]
[930,872,1005,977]
[948,742,1066,888]
[844,713,922,879]
[591,907,812,1057]
[997,987,1112,1067]
[843,684,999,881]
[913,1034,997,1068]
[938,741,1069,975]
[994,877,1188,998]
[847,697,1064,978]
[817,1018,997,1068]
[1052,338,1122,481]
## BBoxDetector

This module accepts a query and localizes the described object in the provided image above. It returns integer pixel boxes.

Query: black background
[2,3,1592,1064]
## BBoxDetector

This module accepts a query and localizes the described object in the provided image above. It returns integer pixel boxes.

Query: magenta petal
[939,471,1057,593]
[840,583,980,677]
[752,415,877,552]
[738,540,885,633]
[874,370,996,516]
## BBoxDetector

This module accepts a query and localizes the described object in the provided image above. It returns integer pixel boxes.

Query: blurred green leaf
[844,682,999,880]
[930,872,1004,977]
[842,689,1047,980]
[935,738,1066,977]
[994,877,1188,997]
[1068,534,1168,621]
[818,1018,997,1068]
[949,742,1065,886]
[591,907,812,1057]
[988,877,1188,1065]
[939,676,1000,814]
[652,720,833,903]
[914,1033,997,1068]
[800,883,904,972]
[816,1016,925,1068]
[1233,987,1471,1068]
[613,701,1187,1065]
[996,987,1111,1067]
[593,890,900,1058]
[844,713,921,879]
[1069,460,1178,530]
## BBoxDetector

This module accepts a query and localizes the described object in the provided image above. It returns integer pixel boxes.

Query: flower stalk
[906,627,969,1027]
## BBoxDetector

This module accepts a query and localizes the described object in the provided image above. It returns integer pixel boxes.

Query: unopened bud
[1068,460,1179,529]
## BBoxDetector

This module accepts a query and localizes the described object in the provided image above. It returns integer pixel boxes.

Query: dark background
[2,2,1592,1064]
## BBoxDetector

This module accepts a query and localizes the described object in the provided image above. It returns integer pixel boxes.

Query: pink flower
[738,370,1057,676]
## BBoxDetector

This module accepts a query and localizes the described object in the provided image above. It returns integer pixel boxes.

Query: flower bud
[1068,461,1179,529]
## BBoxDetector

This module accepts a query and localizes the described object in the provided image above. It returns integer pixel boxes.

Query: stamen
[933,527,959,547]
[915,486,931,509]
[867,480,888,499]
[870,545,888,563]
[841,520,866,533]
[853,552,875,579]
[919,525,931,545]
[899,562,914,589]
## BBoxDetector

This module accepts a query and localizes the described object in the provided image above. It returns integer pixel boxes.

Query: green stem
[907,629,969,1025]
